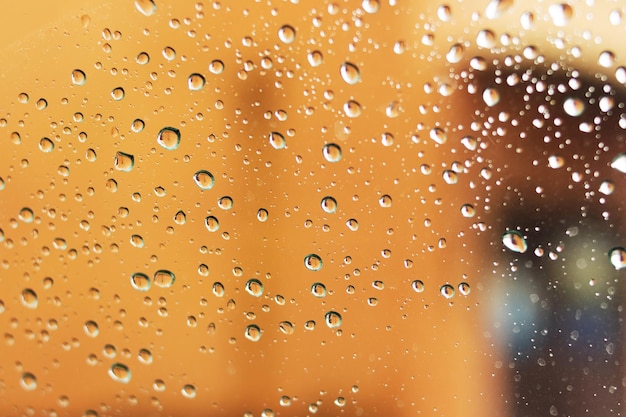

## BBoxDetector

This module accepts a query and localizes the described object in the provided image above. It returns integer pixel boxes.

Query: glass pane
[0,1,624,416]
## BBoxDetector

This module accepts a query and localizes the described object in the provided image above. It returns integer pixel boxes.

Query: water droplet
[20,288,38,309]
[269,132,286,149]
[609,247,625,270]
[162,46,176,61]
[138,348,153,365]
[304,254,323,271]
[429,127,447,145]
[36,98,48,110]
[307,50,324,67]
[278,25,296,44]
[135,0,156,16]
[346,218,359,231]
[209,59,224,75]
[460,204,476,218]
[437,4,451,21]
[174,210,187,224]
[476,30,496,49]
[440,284,455,299]
[39,137,55,153]
[257,208,269,222]
[548,155,564,169]
[446,43,464,64]
[187,73,205,91]
[192,170,215,190]
[84,320,99,337]
[111,87,125,101]
[485,0,513,19]
[599,180,615,195]
[20,372,37,391]
[482,87,500,106]
[109,363,131,383]
[136,52,150,65]
[131,119,145,133]
[322,143,342,162]
[343,100,362,118]
[311,282,327,298]
[411,280,425,293]
[563,97,585,117]
[379,194,392,208]
[324,311,342,328]
[217,196,233,210]
[321,196,337,214]
[245,324,262,341]
[181,384,196,399]
[71,69,86,86]
[17,92,29,104]
[548,3,573,27]
[157,127,181,150]
[114,152,135,172]
[502,230,528,253]
[130,272,151,291]
[610,152,626,173]
[458,282,471,296]
[245,278,264,297]
[154,270,175,288]
[19,207,34,223]
[340,62,360,85]
[204,216,220,232]
[442,170,458,185]
[361,0,379,13]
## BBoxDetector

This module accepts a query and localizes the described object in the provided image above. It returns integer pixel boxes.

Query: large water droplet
[245,278,264,297]
[20,372,37,391]
[307,50,323,67]
[321,196,337,214]
[322,143,342,162]
[609,247,626,270]
[324,311,342,328]
[311,282,327,298]
[548,3,573,27]
[209,59,225,74]
[379,194,392,208]
[108,363,131,383]
[279,321,295,335]
[429,127,447,145]
[482,87,500,106]
[187,73,206,91]
[340,62,360,85]
[111,87,125,101]
[411,280,425,293]
[154,270,175,288]
[563,97,585,117]
[502,231,528,253]
[84,320,99,337]
[162,46,176,61]
[440,284,455,299]
[304,254,323,271]
[257,208,269,222]
[245,324,262,341]
[343,100,362,118]
[181,384,196,399]
[361,0,380,13]
[269,132,286,150]
[278,25,296,44]
[193,170,215,190]
[71,69,86,86]
[157,127,181,150]
[136,52,150,65]
[610,152,626,173]
[21,288,38,309]
[485,0,513,19]
[135,0,156,16]
[39,137,55,153]
[114,152,135,172]
[130,272,151,291]
[204,216,220,232]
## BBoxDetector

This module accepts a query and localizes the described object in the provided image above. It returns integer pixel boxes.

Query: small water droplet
[322,143,342,162]
[136,52,150,65]
[135,0,156,16]
[187,73,206,91]
[245,278,264,297]
[460,204,475,218]
[174,210,187,224]
[548,155,565,169]
[109,363,131,383]
[84,320,99,337]
[71,69,86,86]
[278,25,296,44]
[111,87,125,101]
[429,127,447,145]
[162,46,176,61]
[609,247,625,270]
[324,311,342,328]
[130,273,151,291]
[157,127,181,150]
[346,218,359,231]
[599,180,615,195]
[340,62,360,85]
[131,119,145,133]
[138,348,153,365]
[379,194,392,208]
[204,216,220,232]
[154,270,175,288]
[502,230,528,253]
[193,170,215,190]
[36,98,48,110]
[446,43,464,64]
[39,137,55,153]
[245,324,262,341]
[343,100,362,118]
[269,132,286,149]
[321,196,337,214]
[114,152,135,172]
[304,254,323,271]
[307,50,324,67]
[458,282,471,296]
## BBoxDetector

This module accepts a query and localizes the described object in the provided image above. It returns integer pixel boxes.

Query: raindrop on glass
[157,127,181,150]
[322,143,342,162]
[304,254,323,271]
[502,230,528,253]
